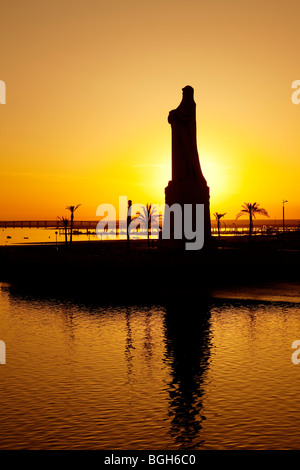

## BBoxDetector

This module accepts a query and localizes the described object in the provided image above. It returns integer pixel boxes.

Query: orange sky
[0,0,300,221]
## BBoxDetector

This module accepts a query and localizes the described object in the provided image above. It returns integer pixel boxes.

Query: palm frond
[66,204,81,213]
[236,210,249,219]
[214,212,226,220]
[255,207,270,217]
[58,216,70,227]
[236,202,269,220]
[136,204,159,230]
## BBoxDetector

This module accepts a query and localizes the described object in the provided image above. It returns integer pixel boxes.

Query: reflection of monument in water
[163,297,212,448]
[165,86,211,246]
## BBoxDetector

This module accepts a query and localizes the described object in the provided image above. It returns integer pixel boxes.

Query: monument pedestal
[164,179,211,249]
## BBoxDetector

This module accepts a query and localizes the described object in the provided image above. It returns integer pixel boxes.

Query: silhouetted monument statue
[165,86,211,246]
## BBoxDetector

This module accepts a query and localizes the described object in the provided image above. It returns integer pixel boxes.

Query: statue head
[182,85,194,101]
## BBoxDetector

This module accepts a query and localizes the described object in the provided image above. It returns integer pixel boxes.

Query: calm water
[0,228,97,245]
[1,223,298,246]
[1,281,300,449]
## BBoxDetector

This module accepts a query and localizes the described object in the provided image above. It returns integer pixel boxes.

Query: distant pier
[0,219,299,235]
[0,220,100,229]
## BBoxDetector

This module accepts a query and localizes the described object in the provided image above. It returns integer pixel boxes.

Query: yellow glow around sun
[200,155,230,198]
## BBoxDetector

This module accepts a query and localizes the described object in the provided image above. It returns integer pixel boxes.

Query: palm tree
[66,204,81,245]
[137,203,159,247]
[213,212,226,241]
[236,202,269,239]
[57,216,70,246]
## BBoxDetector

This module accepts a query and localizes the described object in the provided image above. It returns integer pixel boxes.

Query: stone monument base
[164,179,212,250]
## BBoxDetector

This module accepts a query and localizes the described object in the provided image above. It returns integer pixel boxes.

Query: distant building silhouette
[165,86,211,247]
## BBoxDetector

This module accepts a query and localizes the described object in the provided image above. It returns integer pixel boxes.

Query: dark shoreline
[0,233,299,304]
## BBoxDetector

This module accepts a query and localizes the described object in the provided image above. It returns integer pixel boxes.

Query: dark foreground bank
[0,233,299,302]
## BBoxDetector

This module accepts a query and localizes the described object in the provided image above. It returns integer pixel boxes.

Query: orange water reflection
[0,283,300,449]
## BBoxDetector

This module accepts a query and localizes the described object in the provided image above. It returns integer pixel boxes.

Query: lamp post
[127,200,132,251]
[283,199,288,233]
